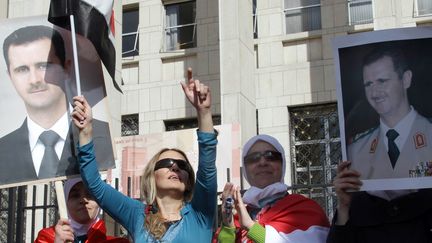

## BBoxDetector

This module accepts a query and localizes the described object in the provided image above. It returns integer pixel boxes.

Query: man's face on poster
[7,38,67,112]
[362,56,411,118]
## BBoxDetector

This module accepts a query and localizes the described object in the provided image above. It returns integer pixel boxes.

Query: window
[348,0,373,25]
[253,0,258,38]
[121,114,139,136]
[415,0,432,17]
[284,0,321,34]
[289,104,340,218]
[122,8,139,57]
[165,1,197,51]
[164,115,221,131]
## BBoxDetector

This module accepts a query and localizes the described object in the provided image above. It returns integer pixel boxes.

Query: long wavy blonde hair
[141,148,195,239]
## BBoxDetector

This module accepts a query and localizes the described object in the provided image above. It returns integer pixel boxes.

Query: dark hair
[362,46,409,79]
[3,25,66,72]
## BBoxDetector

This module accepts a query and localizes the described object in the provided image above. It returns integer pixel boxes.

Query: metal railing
[348,0,373,25]
[415,0,432,17]
[0,181,127,242]
[284,3,322,34]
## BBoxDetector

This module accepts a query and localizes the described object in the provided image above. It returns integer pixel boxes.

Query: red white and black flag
[48,0,122,92]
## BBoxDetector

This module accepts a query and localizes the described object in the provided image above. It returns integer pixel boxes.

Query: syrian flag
[48,0,122,92]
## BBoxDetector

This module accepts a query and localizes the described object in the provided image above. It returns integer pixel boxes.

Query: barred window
[284,0,321,34]
[121,114,139,136]
[348,0,373,25]
[164,115,221,131]
[289,103,340,218]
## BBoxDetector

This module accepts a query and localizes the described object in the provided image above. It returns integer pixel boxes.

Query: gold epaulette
[352,126,378,143]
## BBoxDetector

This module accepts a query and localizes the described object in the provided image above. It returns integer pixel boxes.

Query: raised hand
[180,68,213,132]
[180,68,211,112]
[233,186,254,230]
[333,161,362,225]
[221,182,236,227]
[72,95,93,145]
[54,218,74,243]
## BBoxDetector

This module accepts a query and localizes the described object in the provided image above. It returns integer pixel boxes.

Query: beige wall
[219,0,256,145]
[121,0,221,135]
[252,0,432,185]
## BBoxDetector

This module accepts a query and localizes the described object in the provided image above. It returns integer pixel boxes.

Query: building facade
[1,0,432,242]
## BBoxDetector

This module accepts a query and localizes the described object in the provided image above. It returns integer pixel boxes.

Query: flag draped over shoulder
[48,0,122,92]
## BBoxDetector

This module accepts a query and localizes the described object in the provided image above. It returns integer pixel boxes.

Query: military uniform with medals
[348,110,432,179]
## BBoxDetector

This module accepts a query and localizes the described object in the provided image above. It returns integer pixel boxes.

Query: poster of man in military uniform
[333,27,432,191]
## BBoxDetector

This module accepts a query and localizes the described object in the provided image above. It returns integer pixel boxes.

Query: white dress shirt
[27,112,70,175]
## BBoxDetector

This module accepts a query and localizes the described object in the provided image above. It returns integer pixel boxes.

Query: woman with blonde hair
[72,69,218,242]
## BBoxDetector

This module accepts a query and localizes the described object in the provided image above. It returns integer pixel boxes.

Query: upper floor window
[165,1,197,51]
[415,0,432,17]
[348,0,373,25]
[253,0,258,38]
[122,8,139,57]
[284,0,321,34]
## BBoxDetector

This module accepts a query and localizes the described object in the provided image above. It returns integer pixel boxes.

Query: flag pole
[70,14,82,96]
[53,14,83,221]
[54,180,68,219]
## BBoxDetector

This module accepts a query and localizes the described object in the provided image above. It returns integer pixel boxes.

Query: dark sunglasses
[154,158,190,172]
[244,150,282,165]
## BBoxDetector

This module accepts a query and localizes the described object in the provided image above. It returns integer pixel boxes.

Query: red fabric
[255,194,330,232]
[34,220,129,243]
[213,194,330,243]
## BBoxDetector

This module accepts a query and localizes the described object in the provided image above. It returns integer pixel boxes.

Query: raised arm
[180,68,218,221]
[180,67,213,132]
[72,96,143,235]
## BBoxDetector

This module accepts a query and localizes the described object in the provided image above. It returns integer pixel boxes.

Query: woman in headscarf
[216,134,330,243]
[35,178,129,242]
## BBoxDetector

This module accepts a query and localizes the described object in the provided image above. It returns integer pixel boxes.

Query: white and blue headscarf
[241,134,289,208]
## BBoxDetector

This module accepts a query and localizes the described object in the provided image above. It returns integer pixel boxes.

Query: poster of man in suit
[0,16,115,187]
[333,27,432,191]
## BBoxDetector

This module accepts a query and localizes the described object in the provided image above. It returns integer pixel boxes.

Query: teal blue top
[78,131,218,242]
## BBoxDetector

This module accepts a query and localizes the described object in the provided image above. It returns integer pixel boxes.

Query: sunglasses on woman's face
[243,150,282,165]
[154,158,190,172]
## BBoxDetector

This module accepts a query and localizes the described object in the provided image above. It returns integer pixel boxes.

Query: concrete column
[0,0,8,19]
[219,0,256,144]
